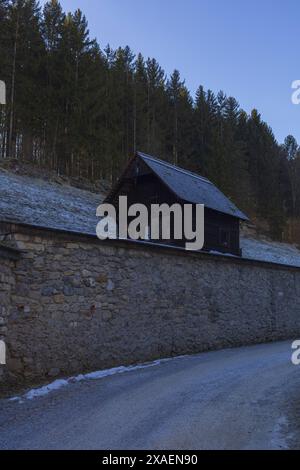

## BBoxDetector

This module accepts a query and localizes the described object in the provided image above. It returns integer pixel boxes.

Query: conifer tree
[4,0,45,160]
[133,53,148,154]
[145,58,166,156]
[166,69,193,166]
[0,1,298,240]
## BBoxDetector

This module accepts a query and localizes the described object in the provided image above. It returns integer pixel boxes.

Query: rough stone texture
[0,256,15,382]
[1,223,300,384]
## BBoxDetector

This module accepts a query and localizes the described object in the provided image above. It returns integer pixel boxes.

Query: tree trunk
[8,10,19,159]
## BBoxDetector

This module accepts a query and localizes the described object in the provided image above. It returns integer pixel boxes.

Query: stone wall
[0,248,17,382]
[1,222,300,384]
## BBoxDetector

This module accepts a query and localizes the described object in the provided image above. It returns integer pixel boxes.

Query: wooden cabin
[105,152,249,256]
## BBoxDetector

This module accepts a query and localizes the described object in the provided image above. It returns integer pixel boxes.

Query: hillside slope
[0,167,299,267]
[241,236,300,267]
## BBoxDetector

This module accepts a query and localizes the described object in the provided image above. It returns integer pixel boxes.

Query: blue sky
[39,0,300,144]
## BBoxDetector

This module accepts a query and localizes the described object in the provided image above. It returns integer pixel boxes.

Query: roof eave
[137,152,249,221]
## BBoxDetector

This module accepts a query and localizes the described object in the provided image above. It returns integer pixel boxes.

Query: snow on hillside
[0,168,299,267]
[241,236,300,267]
[0,168,102,234]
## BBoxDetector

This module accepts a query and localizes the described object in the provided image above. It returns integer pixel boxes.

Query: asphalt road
[1,340,300,450]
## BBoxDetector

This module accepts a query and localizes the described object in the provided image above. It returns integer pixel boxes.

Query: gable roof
[133,152,248,220]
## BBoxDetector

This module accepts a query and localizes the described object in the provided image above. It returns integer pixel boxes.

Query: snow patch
[8,357,183,403]
[208,237,300,267]
[208,250,237,258]
[241,237,300,267]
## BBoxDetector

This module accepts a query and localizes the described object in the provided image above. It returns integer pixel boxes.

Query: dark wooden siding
[203,208,240,255]
[114,171,241,256]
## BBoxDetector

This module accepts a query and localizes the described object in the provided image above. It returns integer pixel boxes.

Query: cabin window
[219,228,230,247]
